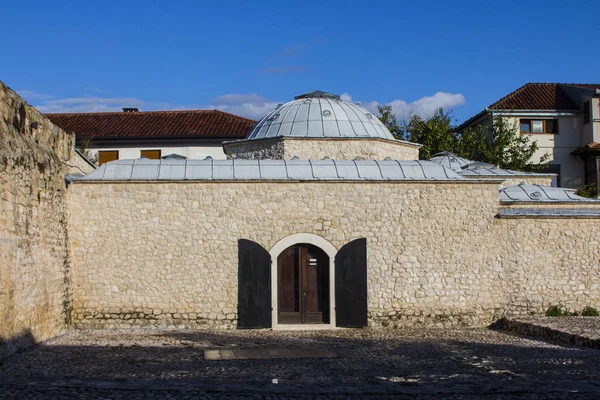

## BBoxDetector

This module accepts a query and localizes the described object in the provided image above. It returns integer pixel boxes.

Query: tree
[403,108,456,160]
[376,104,549,172]
[77,136,98,165]
[457,117,549,172]
[376,104,405,140]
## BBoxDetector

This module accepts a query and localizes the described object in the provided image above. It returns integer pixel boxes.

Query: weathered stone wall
[499,218,600,316]
[224,138,285,160]
[66,150,95,175]
[67,179,600,329]
[224,137,420,160]
[0,82,74,360]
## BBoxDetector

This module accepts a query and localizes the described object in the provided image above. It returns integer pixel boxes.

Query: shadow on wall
[0,329,599,396]
[0,329,35,364]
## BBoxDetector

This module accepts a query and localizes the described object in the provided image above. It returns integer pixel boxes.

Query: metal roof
[428,152,472,171]
[499,184,598,203]
[77,159,466,182]
[428,153,555,178]
[459,164,555,178]
[498,208,600,218]
[245,93,397,141]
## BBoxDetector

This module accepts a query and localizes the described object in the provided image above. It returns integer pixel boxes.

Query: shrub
[581,306,600,316]
[545,305,564,317]
[575,184,597,198]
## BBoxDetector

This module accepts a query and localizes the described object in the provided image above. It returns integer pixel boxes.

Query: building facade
[47,108,255,165]
[456,83,600,190]
[66,91,600,330]
[3,82,600,363]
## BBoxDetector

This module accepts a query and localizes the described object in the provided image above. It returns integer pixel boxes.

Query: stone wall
[66,150,95,175]
[67,179,600,329]
[0,81,74,361]
[224,137,420,160]
[224,138,285,160]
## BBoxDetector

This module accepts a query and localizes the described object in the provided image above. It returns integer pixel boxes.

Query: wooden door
[237,239,272,328]
[278,244,329,324]
[335,238,368,327]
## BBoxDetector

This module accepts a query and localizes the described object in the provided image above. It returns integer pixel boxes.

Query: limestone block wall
[224,137,420,160]
[67,179,600,329]
[499,218,600,315]
[0,81,74,360]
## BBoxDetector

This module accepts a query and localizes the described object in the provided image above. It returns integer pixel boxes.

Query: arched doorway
[266,233,368,329]
[277,244,330,325]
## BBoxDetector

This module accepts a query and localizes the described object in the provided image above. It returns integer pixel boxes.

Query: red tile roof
[46,110,254,140]
[562,83,600,91]
[488,83,580,111]
[572,142,600,155]
[455,82,600,132]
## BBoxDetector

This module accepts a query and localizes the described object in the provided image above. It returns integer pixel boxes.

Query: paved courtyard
[1,327,599,399]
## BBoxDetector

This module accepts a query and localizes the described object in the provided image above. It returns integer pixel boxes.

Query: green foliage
[376,104,405,141]
[77,136,98,165]
[375,105,550,171]
[404,108,457,160]
[581,306,600,316]
[545,305,565,317]
[458,118,549,172]
[545,305,600,317]
[575,184,598,198]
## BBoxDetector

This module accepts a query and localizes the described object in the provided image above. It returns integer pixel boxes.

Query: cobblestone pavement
[1,327,599,399]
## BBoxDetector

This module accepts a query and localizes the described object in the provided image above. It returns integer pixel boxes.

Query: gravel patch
[1,327,599,399]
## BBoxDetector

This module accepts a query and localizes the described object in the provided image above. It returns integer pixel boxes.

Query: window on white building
[519,119,558,134]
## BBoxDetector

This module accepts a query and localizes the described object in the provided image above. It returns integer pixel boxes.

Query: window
[584,100,591,124]
[519,119,558,134]
[140,150,161,159]
[97,150,119,166]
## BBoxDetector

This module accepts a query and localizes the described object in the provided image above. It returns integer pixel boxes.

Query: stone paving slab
[204,347,337,360]
[496,317,600,349]
[1,327,600,399]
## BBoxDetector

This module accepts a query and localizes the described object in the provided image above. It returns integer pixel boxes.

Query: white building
[47,108,255,165]
[455,83,600,190]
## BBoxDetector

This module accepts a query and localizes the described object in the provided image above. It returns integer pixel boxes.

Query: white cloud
[17,90,54,101]
[359,92,466,119]
[35,97,146,113]
[210,93,268,106]
[207,93,281,120]
[26,88,465,121]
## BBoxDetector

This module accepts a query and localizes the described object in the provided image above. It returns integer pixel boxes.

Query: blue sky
[2,0,599,124]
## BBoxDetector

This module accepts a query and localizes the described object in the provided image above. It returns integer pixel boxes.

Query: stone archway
[270,234,337,329]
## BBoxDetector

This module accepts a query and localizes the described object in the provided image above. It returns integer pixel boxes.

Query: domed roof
[428,151,472,171]
[245,90,396,141]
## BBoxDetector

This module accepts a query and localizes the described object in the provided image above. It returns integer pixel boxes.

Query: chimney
[122,107,139,112]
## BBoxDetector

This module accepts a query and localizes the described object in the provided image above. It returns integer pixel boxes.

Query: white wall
[593,97,600,143]
[526,116,584,188]
[486,115,584,189]
[89,144,228,161]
